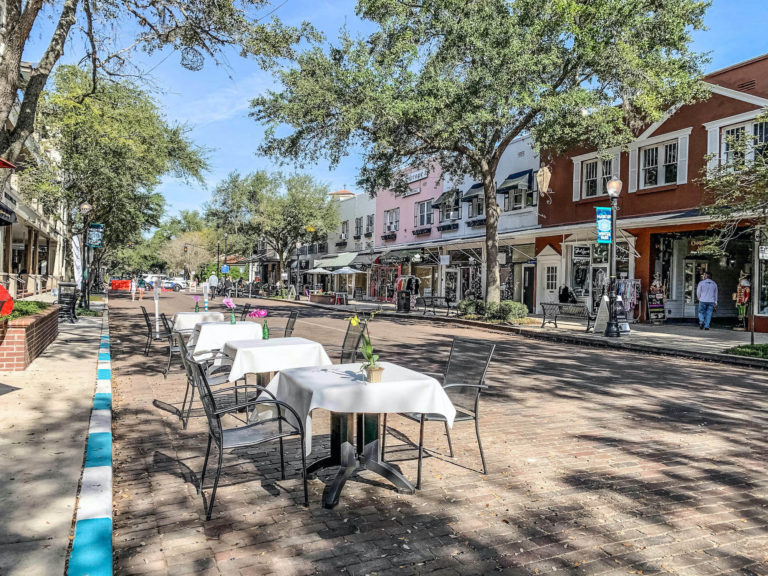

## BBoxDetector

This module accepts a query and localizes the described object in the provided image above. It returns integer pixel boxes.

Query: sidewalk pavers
[0,312,104,576]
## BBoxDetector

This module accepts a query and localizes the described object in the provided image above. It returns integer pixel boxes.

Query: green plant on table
[349,314,378,367]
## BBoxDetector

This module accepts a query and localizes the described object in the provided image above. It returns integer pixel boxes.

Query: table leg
[308,412,351,476]
[322,440,358,508]
[359,439,415,495]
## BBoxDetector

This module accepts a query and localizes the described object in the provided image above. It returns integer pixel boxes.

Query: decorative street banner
[87,223,104,248]
[596,207,612,244]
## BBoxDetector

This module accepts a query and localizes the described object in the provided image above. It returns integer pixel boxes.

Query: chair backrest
[193,363,222,442]
[159,313,174,340]
[442,338,495,415]
[178,335,196,385]
[284,310,299,337]
[239,303,252,321]
[340,319,367,363]
[140,306,152,331]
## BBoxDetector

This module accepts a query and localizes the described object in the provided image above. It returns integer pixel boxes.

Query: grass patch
[723,344,768,359]
[76,308,102,317]
[2,301,50,321]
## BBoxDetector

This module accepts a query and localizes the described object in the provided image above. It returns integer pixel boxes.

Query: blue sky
[23,0,768,218]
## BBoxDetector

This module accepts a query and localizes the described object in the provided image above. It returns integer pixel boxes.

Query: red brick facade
[0,305,60,371]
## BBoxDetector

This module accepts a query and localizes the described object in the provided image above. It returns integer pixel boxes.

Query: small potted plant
[349,314,382,382]
[222,297,236,324]
[248,308,269,338]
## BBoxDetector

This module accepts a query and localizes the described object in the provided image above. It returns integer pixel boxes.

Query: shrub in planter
[484,301,499,320]
[473,299,486,317]
[496,300,528,323]
[457,299,476,316]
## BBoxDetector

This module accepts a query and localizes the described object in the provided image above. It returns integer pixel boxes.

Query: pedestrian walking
[696,271,718,330]
[208,272,218,300]
[137,276,146,301]
[130,277,137,301]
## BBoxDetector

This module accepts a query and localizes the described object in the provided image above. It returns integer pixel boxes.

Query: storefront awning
[312,252,358,270]
[0,202,17,226]
[379,249,420,263]
[432,188,459,208]
[497,169,533,194]
[350,252,383,267]
[461,183,483,202]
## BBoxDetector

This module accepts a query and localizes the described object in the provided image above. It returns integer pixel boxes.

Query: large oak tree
[253,0,710,303]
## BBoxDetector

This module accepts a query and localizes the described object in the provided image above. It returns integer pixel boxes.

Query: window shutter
[612,150,621,181]
[706,128,720,171]
[628,147,638,193]
[572,160,581,201]
[677,134,689,185]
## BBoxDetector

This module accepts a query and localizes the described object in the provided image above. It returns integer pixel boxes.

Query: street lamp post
[79,202,93,310]
[604,177,623,338]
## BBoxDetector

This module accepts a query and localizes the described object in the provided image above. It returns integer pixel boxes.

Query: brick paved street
[109,292,768,575]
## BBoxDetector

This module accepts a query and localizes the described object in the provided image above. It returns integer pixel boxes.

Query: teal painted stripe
[68,517,112,576]
[98,353,110,361]
[93,393,111,411]
[100,335,109,340]
[98,343,109,349]
[97,368,111,380]
[84,433,111,468]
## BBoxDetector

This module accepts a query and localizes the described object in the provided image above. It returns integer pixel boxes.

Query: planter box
[0,305,60,371]
[309,294,337,305]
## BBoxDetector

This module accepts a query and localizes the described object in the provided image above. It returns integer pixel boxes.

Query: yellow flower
[348,315,360,327]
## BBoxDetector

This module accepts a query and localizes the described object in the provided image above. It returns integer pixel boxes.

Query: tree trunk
[483,169,501,304]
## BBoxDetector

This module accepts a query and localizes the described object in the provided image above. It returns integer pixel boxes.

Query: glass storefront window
[572,260,590,297]
[592,243,608,264]
[760,260,768,314]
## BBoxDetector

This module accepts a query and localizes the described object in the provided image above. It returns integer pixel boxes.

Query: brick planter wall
[0,305,60,371]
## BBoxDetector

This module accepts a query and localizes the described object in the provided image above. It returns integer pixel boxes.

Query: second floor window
[384,208,399,232]
[439,194,461,222]
[366,214,374,233]
[468,197,484,218]
[355,217,363,236]
[414,200,433,227]
[582,158,613,198]
[341,221,349,239]
[503,186,537,211]
[641,141,678,188]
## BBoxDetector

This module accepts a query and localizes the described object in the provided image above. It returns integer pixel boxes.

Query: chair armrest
[442,383,488,390]
[215,398,305,433]
[208,383,274,400]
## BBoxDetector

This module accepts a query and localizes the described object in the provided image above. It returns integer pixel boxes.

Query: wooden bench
[415,296,454,317]
[540,302,596,332]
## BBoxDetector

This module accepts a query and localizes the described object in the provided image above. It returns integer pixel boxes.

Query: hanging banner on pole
[596,207,612,244]
[87,223,104,248]
[72,235,83,289]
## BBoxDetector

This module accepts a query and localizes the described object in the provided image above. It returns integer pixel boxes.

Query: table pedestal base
[307,413,415,508]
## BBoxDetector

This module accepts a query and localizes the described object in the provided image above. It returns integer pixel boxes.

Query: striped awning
[497,169,533,194]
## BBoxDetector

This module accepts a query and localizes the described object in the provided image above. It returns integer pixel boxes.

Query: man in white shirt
[696,271,718,330]
[208,272,219,300]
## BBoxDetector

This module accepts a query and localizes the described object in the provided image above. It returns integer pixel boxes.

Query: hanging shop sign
[221,264,230,273]
[573,246,591,260]
[439,255,450,265]
[759,245,768,260]
[87,223,104,248]
[595,207,612,244]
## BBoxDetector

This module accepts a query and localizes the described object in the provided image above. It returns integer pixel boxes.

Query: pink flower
[222,297,235,309]
[193,296,200,302]
[248,308,268,318]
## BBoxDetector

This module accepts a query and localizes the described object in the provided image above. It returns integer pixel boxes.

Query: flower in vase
[193,296,200,302]
[222,297,235,309]
[255,308,268,318]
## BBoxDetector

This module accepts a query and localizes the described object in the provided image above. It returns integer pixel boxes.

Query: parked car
[162,277,188,291]
[142,274,167,290]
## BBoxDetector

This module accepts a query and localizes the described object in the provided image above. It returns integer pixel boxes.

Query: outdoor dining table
[187,321,262,353]
[263,362,456,508]
[171,311,225,332]
[221,337,332,383]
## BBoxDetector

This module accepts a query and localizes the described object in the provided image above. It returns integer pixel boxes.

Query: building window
[755,121,768,159]
[355,217,363,236]
[582,158,613,198]
[384,208,399,232]
[503,187,537,211]
[545,266,557,291]
[340,220,349,239]
[439,194,461,222]
[365,214,374,233]
[639,141,678,188]
[468,197,484,218]
[414,200,433,227]
[721,121,768,166]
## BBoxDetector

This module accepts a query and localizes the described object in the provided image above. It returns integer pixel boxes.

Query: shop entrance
[683,259,709,318]
[522,265,534,312]
[444,269,459,302]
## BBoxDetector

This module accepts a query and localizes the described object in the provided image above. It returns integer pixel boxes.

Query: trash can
[396,290,411,313]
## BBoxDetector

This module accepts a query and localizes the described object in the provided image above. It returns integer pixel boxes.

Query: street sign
[87,223,104,248]
[759,245,768,260]
[221,264,230,273]
[595,207,612,244]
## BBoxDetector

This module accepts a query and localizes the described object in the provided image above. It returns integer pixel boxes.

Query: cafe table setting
[171,311,225,332]
[222,337,332,383]
[187,321,263,354]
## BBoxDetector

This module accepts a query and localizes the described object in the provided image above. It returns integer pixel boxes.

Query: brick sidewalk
[110,292,768,575]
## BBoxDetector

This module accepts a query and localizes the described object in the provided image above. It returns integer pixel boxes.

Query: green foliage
[3,301,50,320]
[457,299,476,316]
[724,344,768,359]
[457,298,528,323]
[253,0,710,303]
[76,308,102,317]
[495,301,529,323]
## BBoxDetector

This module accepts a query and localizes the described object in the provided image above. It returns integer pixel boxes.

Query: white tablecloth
[172,311,225,332]
[222,337,332,383]
[187,321,262,352]
[266,362,456,454]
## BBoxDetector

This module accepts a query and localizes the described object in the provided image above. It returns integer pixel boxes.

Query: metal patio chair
[381,337,496,489]
[239,303,252,321]
[141,305,171,357]
[178,335,234,429]
[195,363,308,519]
[325,317,367,363]
[159,313,181,378]
[282,310,299,337]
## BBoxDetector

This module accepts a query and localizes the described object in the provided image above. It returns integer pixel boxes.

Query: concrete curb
[257,297,768,371]
[67,297,112,576]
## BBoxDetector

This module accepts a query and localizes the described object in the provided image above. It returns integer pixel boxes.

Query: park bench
[540,301,596,333]
[415,295,454,317]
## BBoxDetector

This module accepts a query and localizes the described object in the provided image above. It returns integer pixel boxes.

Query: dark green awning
[432,188,459,208]
[461,183,483,202]
[497,169,533,194]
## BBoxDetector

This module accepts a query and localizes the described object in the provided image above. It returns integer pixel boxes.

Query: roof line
[704,53,768,78]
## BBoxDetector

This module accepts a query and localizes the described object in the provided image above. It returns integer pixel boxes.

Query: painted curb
[68,299,112,576]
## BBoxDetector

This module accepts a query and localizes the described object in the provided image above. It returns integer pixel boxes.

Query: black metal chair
[325,318,367,363]
[381,337,495,489]
[159,313,181,378]
[140,305,171,357]
[194,363,308,519]
[283,310,299,337]
[239,303,252,321]
[178,335,233,429]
